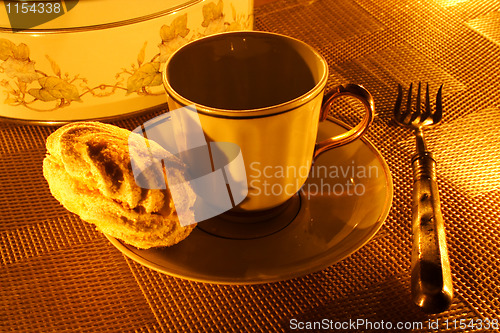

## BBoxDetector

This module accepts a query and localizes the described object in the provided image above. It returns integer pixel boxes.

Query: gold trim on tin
[0,103,167,126]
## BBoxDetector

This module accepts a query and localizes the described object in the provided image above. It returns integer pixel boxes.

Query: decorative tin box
[0,0,253,123]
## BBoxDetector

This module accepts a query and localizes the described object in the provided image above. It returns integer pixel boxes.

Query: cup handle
[314,84,375,159]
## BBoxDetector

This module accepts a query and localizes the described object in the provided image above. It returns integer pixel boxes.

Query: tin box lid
[0,0,202,31]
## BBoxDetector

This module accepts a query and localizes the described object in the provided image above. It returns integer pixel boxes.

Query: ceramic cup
[163,31,375,212]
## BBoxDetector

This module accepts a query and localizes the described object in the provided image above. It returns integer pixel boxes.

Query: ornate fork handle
[410,145,453,313]
[394,83,453,313]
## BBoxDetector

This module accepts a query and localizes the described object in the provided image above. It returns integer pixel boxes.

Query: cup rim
[162,31,329,118]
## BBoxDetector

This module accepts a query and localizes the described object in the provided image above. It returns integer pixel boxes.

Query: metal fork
[394,82,453,313]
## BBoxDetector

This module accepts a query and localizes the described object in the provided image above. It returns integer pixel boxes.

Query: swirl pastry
[43,121,196,249]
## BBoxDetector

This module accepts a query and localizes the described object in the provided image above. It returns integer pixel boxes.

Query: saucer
[106,117,393,284]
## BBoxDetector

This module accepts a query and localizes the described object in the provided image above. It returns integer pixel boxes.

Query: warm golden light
[435,0,468,7]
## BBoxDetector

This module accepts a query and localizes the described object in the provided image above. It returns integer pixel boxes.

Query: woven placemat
[1,0,500,331]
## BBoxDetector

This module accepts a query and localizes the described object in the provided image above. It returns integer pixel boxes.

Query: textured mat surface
[1,0,500,331]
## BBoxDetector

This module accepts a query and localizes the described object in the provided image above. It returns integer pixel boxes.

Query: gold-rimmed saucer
[106,117,393,284]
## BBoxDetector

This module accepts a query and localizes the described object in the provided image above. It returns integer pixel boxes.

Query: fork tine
[420,83,432,124]
[401,82,413,121]
[394,84,403,119]
[410,82,421,124]
[415,82,421,115]
[433,84,443,123]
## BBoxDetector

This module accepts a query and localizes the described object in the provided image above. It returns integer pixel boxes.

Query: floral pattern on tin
[0,0,252,112]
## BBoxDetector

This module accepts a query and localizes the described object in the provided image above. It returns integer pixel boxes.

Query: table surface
[2,0,500,332]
